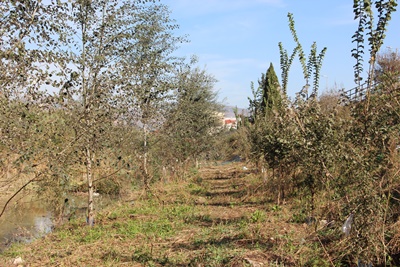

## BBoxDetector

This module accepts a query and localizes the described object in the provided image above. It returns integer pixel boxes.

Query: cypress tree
[260,63,282,115]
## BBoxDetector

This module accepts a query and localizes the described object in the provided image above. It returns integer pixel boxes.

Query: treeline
[0,0,223,225]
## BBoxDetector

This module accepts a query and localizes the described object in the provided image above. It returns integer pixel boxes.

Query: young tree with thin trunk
[117,4,186,191]
[50,0,184,225]
[161,63,223,169]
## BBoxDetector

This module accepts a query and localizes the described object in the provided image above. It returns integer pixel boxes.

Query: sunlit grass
[0,162,339,266]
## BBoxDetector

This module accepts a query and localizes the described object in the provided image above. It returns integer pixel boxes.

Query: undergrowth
[0,162,338,266]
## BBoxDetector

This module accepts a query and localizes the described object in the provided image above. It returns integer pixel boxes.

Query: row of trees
[0,0,223,225]
[243,4,400,265]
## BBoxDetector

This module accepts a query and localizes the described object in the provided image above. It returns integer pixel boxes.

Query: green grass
[0,162,345,266]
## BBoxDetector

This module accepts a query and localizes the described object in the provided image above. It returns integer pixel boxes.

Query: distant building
[222,106,248,129]
[223,118,237,129]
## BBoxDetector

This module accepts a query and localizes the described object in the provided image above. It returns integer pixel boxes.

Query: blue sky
[161,0,400,108]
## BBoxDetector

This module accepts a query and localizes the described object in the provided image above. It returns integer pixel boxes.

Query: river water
[0,198,53,252]
[0,194,115,252]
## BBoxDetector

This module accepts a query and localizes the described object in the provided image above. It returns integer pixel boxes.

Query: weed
[166,204,196,220]
[0,243,25,258]
[189,167,199,176]
[107,211,118,220]
[78,227,104,243]
[0,162,365,266]
[188,245,242,266]
[142,218,174,238]
[291,211,307,223]
[271,204,281,212]
[101,248,121,263]
[132,247,153,264]
[189,184,207,195]
[249,210,266,223]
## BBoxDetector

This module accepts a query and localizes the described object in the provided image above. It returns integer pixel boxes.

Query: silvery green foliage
[160,63,223,164]
[0,0,187,224]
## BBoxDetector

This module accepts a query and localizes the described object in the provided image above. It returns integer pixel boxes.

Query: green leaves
[259,63,282,117]
[279,13,327,98]
[246,5,399,265]
[0,0,191,222]
[160,65,222,164]
[278,41,298,95]
[352,0,397,85]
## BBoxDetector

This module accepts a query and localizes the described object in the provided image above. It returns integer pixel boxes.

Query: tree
[161,63,223,169]
[0,0,61,98]
[117,3,186,190]
[248,81,262,120]
[248,13,327,207]
[352,0,398,87]
[0,0,71,219]
[375,47,400,92]
[0,0,187,223]
[47,0,184,226]
[260,63,282,115]
[248,63,282,121]
[280,13,327,98]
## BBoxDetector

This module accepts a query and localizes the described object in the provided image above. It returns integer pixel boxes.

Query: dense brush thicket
[240,5,400,263]
[244,86,399,265]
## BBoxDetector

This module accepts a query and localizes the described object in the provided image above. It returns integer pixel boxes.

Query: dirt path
[0,162,305,266]
[195,163,261,216]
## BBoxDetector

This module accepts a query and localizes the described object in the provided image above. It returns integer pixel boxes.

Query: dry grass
[0,162,338,266]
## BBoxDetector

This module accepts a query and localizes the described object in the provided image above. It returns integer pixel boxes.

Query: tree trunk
[86,147,95,226]
[143,124,148,177]
[143,124,151,191]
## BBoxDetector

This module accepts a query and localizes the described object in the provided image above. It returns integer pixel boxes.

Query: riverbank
[0,200,52,253]
[0,162,335,266]
[0,190,118,254]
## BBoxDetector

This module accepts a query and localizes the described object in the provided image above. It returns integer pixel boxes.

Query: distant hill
[223,106,249,118]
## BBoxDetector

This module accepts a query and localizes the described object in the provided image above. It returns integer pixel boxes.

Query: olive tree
[0,0,70,218]
[46,0,184,225]
[116,4,187,190]
[160,62,223,171]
